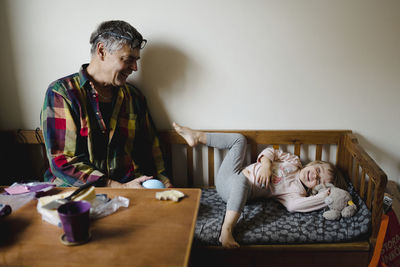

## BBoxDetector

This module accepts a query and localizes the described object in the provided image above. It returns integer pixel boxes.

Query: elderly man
[41,20,171,188]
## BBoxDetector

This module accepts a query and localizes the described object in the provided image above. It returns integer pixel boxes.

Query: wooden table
[0,188,201,267]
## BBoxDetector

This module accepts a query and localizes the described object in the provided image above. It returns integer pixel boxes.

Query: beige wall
[1,0,399,184]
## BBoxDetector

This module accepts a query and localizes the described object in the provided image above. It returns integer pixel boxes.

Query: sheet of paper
[5,185,30,195]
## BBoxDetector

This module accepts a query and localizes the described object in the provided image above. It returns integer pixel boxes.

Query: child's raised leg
[172,122,206,146]
[173,123,251,248]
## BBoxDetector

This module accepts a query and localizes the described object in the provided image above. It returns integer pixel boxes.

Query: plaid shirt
[41,64,170,187]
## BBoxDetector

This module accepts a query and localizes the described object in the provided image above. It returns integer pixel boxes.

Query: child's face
[299,162,333,189]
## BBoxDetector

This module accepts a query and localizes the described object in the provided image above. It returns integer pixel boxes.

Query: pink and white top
[243,148,329,212]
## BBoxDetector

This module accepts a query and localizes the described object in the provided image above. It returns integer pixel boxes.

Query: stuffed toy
[313,183,357,220]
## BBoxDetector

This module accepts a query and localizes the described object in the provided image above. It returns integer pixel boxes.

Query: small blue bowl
[142,179,165,189]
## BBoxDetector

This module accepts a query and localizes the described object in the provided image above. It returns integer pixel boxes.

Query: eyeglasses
[138,39,147,49]
[95,31,147,49]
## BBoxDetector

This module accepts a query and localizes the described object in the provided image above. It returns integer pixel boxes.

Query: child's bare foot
[172,122,204,147]
[219,227,240,248]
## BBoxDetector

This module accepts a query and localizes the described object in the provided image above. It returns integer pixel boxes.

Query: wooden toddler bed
[1,129,388,267]
[157,130,388,267]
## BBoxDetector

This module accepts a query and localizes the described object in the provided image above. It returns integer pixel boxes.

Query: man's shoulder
[124,83,146,99]
[47,72,81,94]
[125,83,142,93]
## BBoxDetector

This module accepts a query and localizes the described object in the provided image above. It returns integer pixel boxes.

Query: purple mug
[57,201,91,244]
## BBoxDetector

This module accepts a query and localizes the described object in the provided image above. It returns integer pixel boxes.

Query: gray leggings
[207,133,251,212]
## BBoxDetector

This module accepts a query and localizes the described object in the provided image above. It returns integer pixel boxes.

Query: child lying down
[173,122,346,248]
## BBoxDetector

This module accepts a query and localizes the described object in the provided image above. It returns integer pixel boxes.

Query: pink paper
[5,185,30,195]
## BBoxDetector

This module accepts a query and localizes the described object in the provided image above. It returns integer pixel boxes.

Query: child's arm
[257,156,272,187]
[280,189,330,212]
[257,148,302,168]
[255,148,301,187]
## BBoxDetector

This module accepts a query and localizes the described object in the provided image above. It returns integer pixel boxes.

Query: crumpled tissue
[37,193,129,227]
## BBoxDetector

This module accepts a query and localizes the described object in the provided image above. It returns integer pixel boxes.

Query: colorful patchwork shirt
[41,64,171,187]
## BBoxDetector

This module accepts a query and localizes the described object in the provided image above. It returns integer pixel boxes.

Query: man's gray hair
[89,20,145,55]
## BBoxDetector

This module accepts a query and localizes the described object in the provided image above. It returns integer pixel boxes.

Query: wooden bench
[1,129,388,267]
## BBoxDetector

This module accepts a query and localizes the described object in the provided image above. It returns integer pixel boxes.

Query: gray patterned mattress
[194,184,371,246]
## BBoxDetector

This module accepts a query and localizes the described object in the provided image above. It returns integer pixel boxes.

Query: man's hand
[108,176,153,189]
[257,156,272,188]
[124,176,153,188]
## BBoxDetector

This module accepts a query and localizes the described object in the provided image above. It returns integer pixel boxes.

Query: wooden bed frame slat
[315,144,322,161]
[367,178,374,209]
[354,163,360,191]
[360,169,366,200]
[294,143,301,157]
[250,143,257,163]
[186,146,194,187]
[208,147,214,186]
